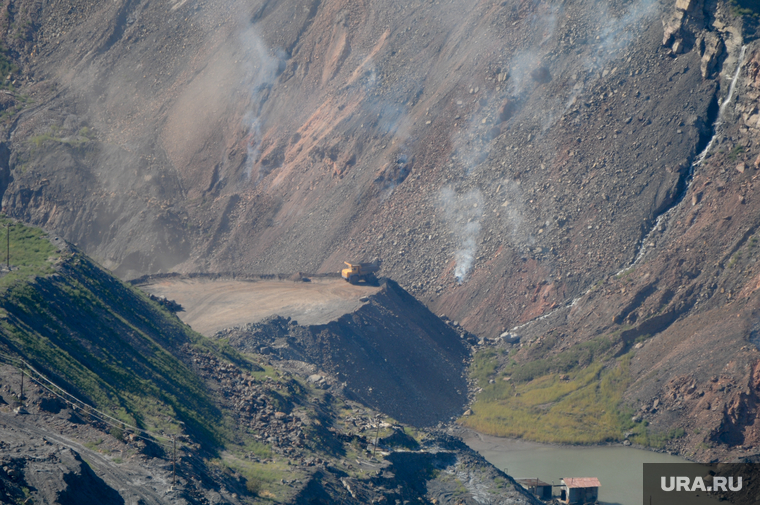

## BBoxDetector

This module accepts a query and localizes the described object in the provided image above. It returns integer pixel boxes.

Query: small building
[560,477,600,504]
[516,478,553,500]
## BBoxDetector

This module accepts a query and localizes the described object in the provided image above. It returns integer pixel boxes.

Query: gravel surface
[141,277,380,335]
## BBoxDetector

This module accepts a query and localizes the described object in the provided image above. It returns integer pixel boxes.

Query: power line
[0,351,188,488]
[0,351,176,450]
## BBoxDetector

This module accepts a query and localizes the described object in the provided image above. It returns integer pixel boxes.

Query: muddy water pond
[463,431,690,505]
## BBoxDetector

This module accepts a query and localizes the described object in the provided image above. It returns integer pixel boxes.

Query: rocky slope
[1,0,760,461]
[498,26,760,459]
[0,0,725,322]
[0,221,539,504]
[0,353,539,505]
[221,278,472,427]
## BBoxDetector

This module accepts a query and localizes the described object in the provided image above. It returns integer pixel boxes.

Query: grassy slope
[462,331,686,446]
[462,350,635,444]
[0,219,404,501]
[0,220,406,501]
[0,218,239,448]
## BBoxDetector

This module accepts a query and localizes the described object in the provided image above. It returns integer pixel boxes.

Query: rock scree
[223,279,470,427]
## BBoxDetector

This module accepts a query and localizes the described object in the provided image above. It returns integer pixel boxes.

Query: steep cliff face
[469,14,760,456]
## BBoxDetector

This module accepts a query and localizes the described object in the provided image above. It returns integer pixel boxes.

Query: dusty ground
[0,0,724,337]
[141,277,380,336]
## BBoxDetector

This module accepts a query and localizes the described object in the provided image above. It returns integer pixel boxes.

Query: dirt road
[141,277,381,336]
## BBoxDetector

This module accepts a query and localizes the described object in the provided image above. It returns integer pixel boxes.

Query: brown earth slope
[4,0,760,460]
[503,36,760,460]
[0,0,725,325]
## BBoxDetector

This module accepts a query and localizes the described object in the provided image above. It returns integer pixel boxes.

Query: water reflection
[463,431,690,505]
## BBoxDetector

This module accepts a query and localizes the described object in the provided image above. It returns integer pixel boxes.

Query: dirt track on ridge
[141,277,381,336]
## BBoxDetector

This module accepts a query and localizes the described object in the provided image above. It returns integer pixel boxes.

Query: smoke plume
[439,187,484,283]
[238,26,287,182]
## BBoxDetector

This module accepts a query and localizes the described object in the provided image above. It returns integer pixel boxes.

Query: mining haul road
[140,276,381,336]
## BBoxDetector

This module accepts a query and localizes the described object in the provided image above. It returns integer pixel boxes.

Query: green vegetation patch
[730,0,760,17]
[219,453,296,500]
[461,347,634,444]
[471,349,499,386]
[0,217,57,287]
[29,124,93,150]
[501,335,615,386]
[632,426,686,449]
[0,228,234,449]
[0,47,17,91]
[729,144,746,161]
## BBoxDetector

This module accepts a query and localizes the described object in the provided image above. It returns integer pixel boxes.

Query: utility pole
[6,222,9,270]
[373,417,381,457]
[19,361,23,405]
[172,436,176,487]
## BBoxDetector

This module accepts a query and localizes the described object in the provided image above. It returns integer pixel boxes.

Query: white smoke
[559,0,660,118]
[502,0,660,131]
[237,26,287,182]
[439,187,484,283]
[505,4,559,98]
[588,0,659,72]
[455,221,481,282]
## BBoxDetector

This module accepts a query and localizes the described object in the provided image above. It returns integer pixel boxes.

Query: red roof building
[560,477,600,504]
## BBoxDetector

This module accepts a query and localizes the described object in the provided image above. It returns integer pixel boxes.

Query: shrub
[246,478,262,495]
[110,426,124,442]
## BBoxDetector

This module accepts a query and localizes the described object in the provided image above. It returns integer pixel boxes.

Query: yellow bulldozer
[341,259,381,285]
